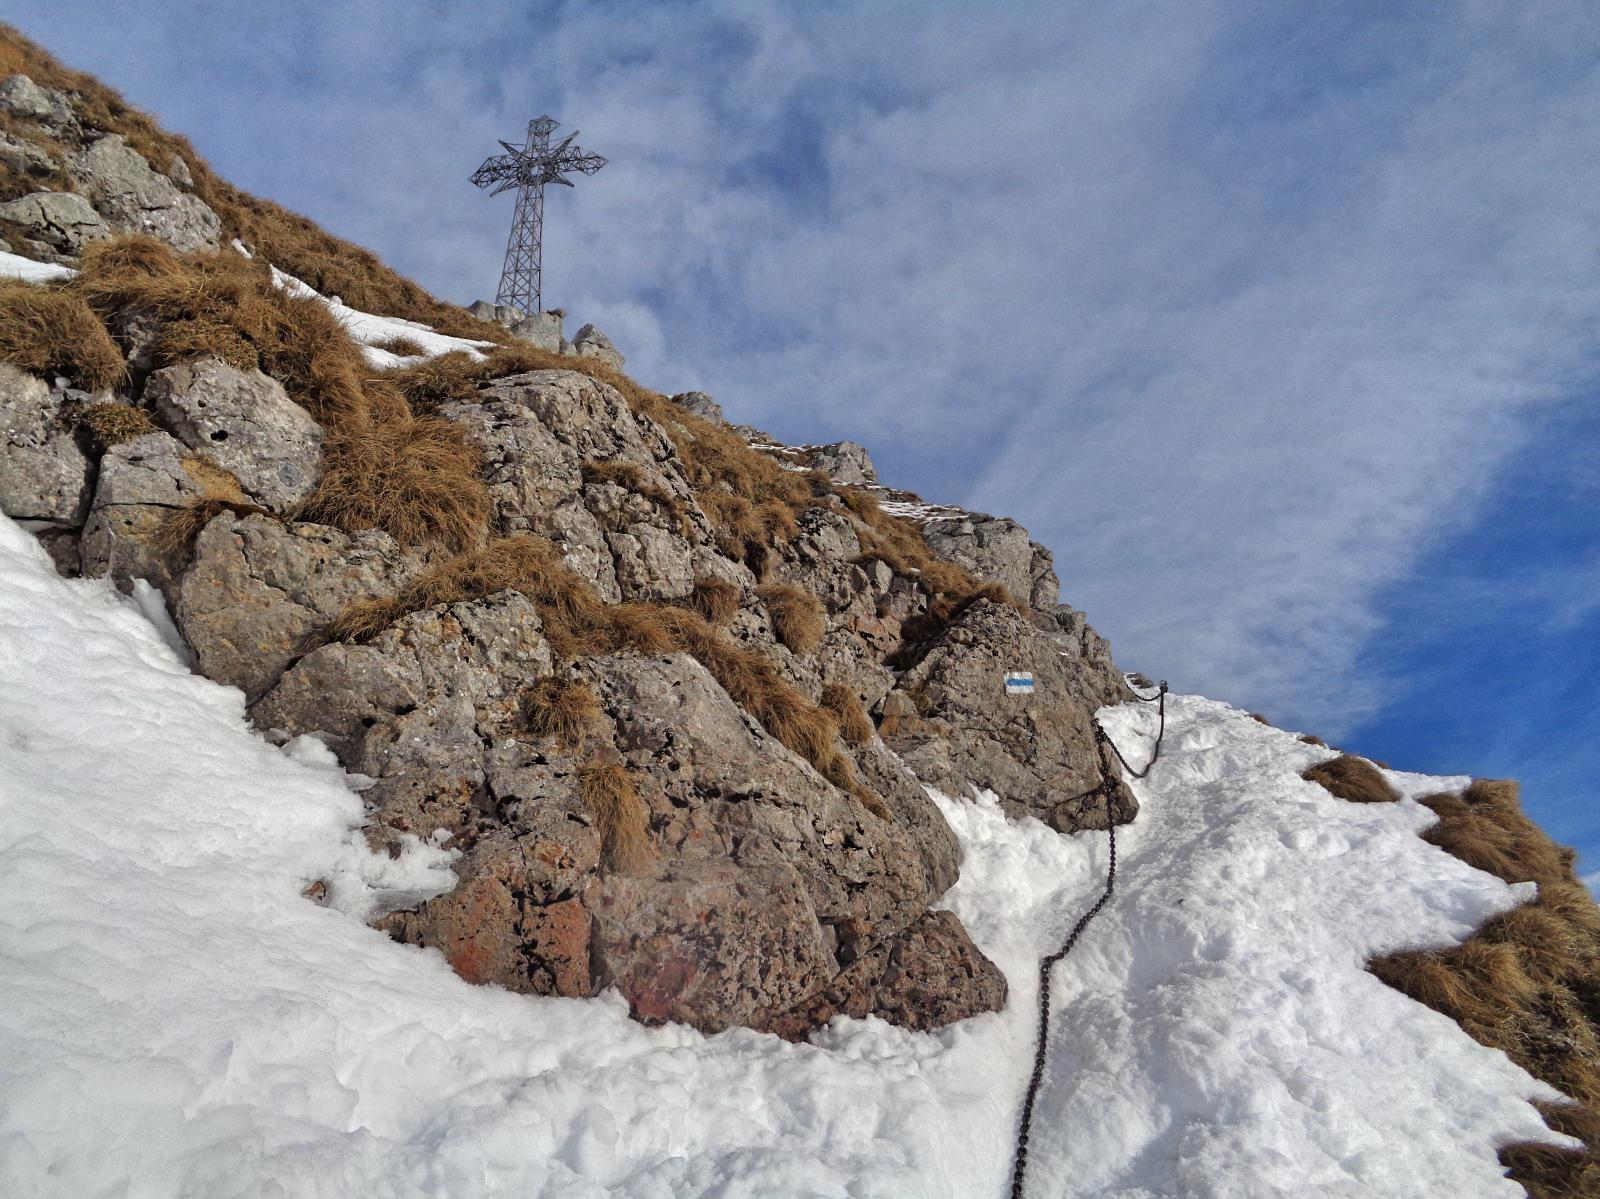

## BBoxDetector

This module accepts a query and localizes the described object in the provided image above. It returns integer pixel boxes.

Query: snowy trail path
[957,691,1565,1197]
[0,516,1569,1197]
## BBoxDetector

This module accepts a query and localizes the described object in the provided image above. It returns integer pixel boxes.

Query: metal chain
[1009,682,1167,1199]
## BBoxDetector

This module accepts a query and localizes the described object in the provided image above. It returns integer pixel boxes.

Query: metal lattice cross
[471,116,606,314]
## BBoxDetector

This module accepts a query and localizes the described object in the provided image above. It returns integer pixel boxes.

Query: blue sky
[8,1,1597,880]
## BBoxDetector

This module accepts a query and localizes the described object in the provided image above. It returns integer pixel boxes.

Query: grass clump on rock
[756,583,825,654]
[75,401,154,451]
[578,759,652,874]
[1300,755,1399,804]
[521,678,600,750]
[821,683,875,746]
[0,280,125,390]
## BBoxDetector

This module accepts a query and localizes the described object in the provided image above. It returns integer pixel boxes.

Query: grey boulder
[0,364,91,526]
[0,191,110,254]
[68,135,222,253]
[143,356,323,510]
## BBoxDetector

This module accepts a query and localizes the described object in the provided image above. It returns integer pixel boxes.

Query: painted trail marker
[1005,671,1035,695]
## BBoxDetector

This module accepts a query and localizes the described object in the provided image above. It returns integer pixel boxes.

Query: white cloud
[12,0,1600,738]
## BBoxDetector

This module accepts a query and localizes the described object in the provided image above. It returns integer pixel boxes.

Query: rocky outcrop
[143,356,323,510]
[78,430,219,591]
[570,323,623,370]
[510,311,563,352]
[0,191,109,255]
[0,364,92,526]
[881,596,1135,830]
[806,441,878,487]
[173,512,425,703]
[67,134,222,253]
[0,74,75,131]
[441,369,731,602]
[923,512,1060,609]
[671,390,724,423]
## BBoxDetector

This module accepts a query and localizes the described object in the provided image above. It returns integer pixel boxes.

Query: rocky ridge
[0,62,1133,1038]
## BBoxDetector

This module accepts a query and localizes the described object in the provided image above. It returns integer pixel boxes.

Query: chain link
[1009,682,1166,1199]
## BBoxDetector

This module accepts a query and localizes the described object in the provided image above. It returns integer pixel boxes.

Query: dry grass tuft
[1298,733,1328,747]
[325,536,605,654]
[374,335,426,357]
[297,416,488,551]
[1301,755,1399,804]
[892,581,1021,662]
[1366,776,1600,1195]
[75,402,154,451]
[0,280,125,389]
[687,576,741,626]
[156,496,271,557]
[821,682,875,745]
[521,677,600,750]
[578,760,653,873]
[1418,780,1572,888]
[756,583,825,654]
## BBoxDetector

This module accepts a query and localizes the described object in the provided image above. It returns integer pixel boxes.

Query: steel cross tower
[471,116,606,314]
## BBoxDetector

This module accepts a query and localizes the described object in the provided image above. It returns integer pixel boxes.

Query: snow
[0,511,1570,1196]
[0,251,76,284]
[267,264,497,368]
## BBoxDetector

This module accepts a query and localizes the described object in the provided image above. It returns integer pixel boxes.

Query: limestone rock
[569,323,623,370]
[766,910,1008,1038]
[671,391,724,423]
[254,590,555,846]
[806,440,878,487]
[68,135,222,253]
[922,512,1061,609]
[0,132,59,181]
[883,597,1136,830]
[441,368,713,602]
[0,364,91,526]
[144,356,323,509]
[79,431,212,591]
[468,300,497,322]
[0,191,110,254]
[173,513,426,703]
[509,311,563,352]
[0,74,74,130]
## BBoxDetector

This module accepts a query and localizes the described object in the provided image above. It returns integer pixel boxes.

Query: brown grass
[578,760,652,873]
[1298,733,1328,747]
[892,581,1021,664]
[0,280,124,389]
[1365,778,1600,1194]
[296,415,488,551]
[687,576,741,626]
[154,456,269,555]
[756,583,825,654]
[1418,780,1574,888]
[1301,755,1399,804]
[821,682,875,746]
[75,401,154,451]
[374,335,426,357]
[520,677,599,750]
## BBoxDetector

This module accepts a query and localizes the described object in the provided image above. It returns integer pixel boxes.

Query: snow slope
[0,512,1568,1197]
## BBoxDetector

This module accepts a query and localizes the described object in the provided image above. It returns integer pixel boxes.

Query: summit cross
[470,116,606,315]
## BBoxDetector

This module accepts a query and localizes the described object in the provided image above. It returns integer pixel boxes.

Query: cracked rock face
[79,431,212,592]
[143,356,324,510]
[68,134,222,253]
[922,512,1061,609]
[173,512,426,704]
[0,191,110,254]
[0,364,92,526]
[882,597,1136,830]
[0,74,75,130]
[442,369,738,602]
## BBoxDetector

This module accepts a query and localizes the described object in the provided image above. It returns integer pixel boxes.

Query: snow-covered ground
[0,512,1568,1197]
[0,250,77,284]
